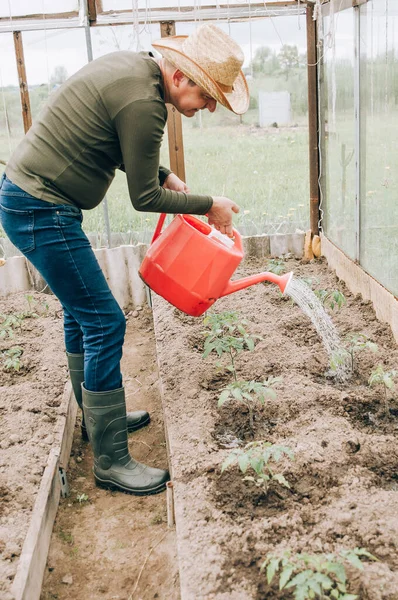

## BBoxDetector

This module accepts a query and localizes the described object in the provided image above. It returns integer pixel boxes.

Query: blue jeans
[0,174,125,391]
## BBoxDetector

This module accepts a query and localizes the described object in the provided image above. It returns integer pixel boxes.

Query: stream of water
[285,276,351,382]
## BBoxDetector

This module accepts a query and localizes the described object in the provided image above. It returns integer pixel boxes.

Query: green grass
[1,121,310,244]
[79,121,310,242]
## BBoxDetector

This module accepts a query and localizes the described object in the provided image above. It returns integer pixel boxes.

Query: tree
[278,45,300,80]
[251,46,280,75]
[49,65,68,88]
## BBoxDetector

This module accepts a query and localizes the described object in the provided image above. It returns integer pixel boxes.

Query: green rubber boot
[82,384,169,495]
[66,352,150,441]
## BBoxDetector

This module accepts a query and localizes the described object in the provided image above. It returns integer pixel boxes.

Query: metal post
[83,0,112,249]
[354,6,361,262]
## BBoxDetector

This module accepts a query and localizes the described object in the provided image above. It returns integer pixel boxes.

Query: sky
[0,0,395,87]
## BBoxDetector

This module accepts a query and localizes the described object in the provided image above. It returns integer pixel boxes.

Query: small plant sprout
[218,377,282,430]
[314,289,346,311]
[202,311,261,379]
[369,365,397,414]
[24,294,39,317]
[2,346,23,372]
[0,313,23,339]
[222,441,293,491]
[340,333,378,373]
[76,493,89,504]
[261,547,377,600]
[266,258,285,276]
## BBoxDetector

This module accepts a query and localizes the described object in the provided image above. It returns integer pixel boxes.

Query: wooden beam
[160,21,186,182]
[87,0,97,23]
[306,4,320,236]
[0,11,78,23]
[13,31,32,133]
[11,384,77,600]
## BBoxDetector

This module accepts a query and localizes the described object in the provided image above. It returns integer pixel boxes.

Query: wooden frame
[160,21,186,182]
[13,31,32,133]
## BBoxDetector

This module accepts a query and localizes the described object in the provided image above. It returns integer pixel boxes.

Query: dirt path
[0,290,179,600]
[40,306,179,600]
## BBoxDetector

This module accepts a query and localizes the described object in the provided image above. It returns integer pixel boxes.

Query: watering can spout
[220,271,293,298]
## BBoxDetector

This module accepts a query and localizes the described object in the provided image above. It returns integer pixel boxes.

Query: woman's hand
[208,196,240,238]
[163,173,190,193]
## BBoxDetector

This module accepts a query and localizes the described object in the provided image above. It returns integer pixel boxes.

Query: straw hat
[152,24,249,115]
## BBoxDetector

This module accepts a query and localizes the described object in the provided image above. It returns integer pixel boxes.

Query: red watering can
[139,213,293,317]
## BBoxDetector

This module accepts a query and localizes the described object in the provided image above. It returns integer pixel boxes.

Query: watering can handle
[151,213,242,250]
[151,213,167,244]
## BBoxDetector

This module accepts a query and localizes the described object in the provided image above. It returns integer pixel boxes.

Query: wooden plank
[160,21,186,182]
[0,11,78,23]
[87,0,97,23]
[306,5,320,236]
[11,383,76,600]
[13,31,32,133]
[322,0,368,16]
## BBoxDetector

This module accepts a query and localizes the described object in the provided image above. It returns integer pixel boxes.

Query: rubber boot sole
[81,413,151,441]
[94,475,168,496]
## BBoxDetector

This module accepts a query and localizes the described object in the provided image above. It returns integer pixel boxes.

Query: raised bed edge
[11,383,77,600]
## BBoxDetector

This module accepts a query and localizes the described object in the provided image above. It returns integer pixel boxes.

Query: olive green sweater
[6,51,213,215]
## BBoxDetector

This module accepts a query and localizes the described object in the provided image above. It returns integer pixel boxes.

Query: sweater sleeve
[114,98,212,214]
[118,163,171,186]
[158,165,171,185]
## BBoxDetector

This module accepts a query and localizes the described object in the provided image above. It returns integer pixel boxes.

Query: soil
[0,291,67,600]
[2,254,398,600]
[152,255,398,600]
[0,292,179,600]
[40,308,179,600]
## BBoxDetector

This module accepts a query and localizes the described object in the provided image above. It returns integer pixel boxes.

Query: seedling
[2,346,23,372]
[345,333,378,371]
[261,547,377,599]
[24,294,40,317]
[331,333,378,374]
[314,289,346,311]
[369,365,397,414]
[202,311,260,379]
[222,441,293,491]
[266,258,285,276]
[0,313,23,339]
[218,377,282,430]
[76,493,89,504]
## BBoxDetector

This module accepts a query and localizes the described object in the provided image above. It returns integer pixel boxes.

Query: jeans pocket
[55,205,83,227]
[0,204,35,253]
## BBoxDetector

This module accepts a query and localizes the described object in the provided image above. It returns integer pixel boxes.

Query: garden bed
[0,289,179,600]
[153,255,398,600]
[0,292,68,600]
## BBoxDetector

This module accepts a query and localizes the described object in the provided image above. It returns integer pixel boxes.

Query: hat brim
[152,36,249,115]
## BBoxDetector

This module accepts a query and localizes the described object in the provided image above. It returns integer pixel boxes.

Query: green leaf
[232,387,243,401]
[221,452,238,472]
[327,561,346,584]
[238,453,250,473]
[218,390,230,407]
[354,548,377,561]
[272,473,290,488]
[344,554,364,571]
[246,338,255,351]
[286,569,313,588]
[279,565,294,589]
[313,572,333,589]
[250,456,264,475]
[266,557,280,585]
[202,346,213,359]
[340,595,358,600]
